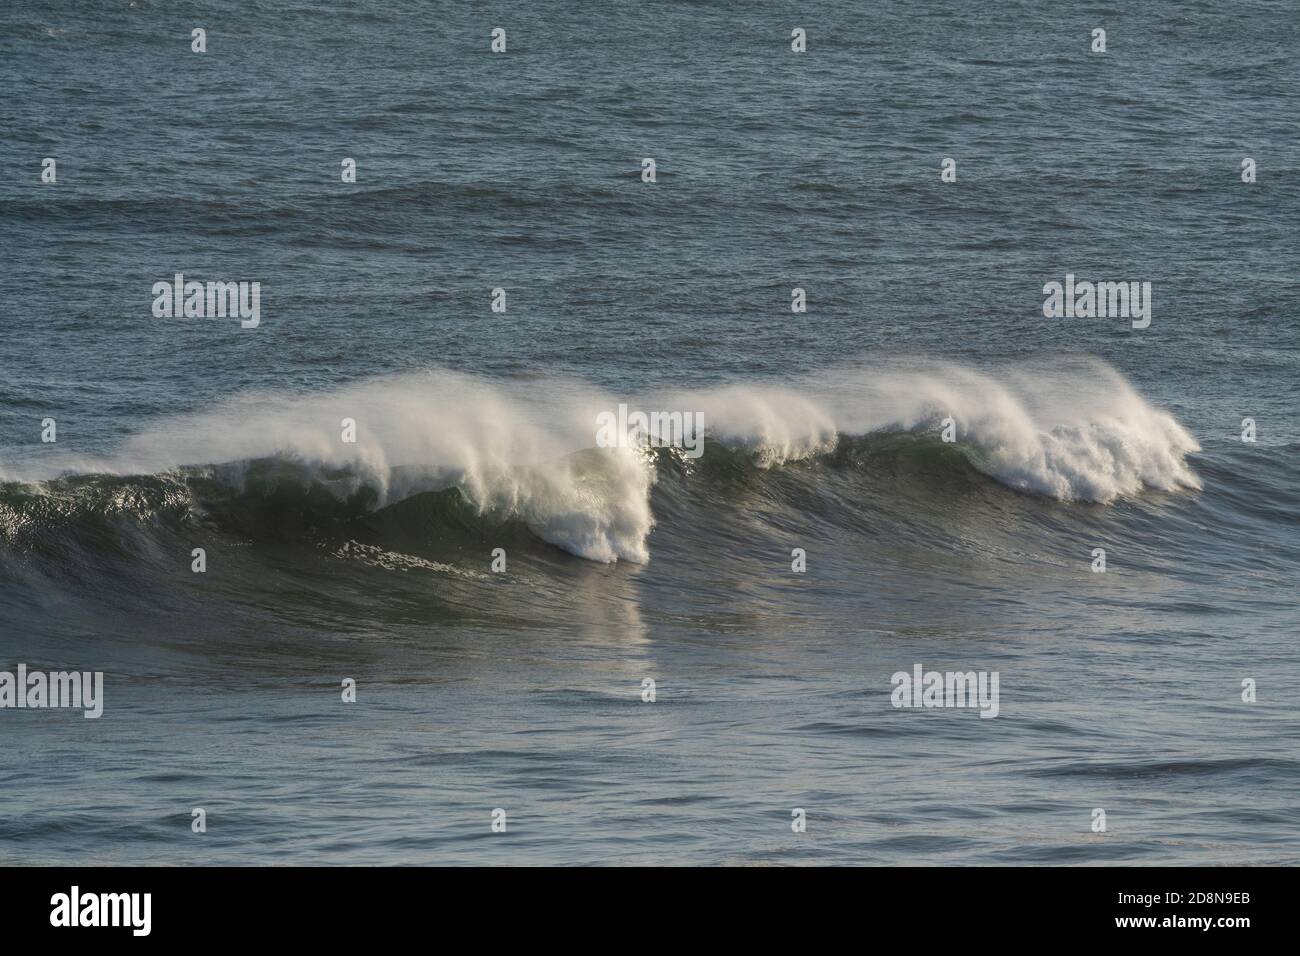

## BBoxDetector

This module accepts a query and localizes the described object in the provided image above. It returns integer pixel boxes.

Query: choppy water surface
[0,1,1297,864]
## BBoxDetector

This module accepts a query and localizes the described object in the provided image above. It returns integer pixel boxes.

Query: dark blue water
[0,0,1297,864]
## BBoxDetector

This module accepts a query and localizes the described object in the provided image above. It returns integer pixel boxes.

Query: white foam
[662,356,1201,501]
[0,358,1200,561]
[1,372,655,563]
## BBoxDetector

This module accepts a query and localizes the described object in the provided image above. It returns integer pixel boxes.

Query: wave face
[0,358,1200,566]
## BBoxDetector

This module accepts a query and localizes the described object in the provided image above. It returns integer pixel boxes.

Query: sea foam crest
[0,359,1200,562]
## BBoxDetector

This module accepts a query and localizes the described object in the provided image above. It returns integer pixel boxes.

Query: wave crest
[0,359,1200,562]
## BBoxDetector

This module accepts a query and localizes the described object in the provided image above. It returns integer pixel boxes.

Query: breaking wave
[0,357,1200,563]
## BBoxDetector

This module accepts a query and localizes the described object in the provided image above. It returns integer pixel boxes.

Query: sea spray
[0,359,1200,562]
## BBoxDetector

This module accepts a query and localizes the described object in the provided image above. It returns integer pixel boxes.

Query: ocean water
[1,0,1297,865]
